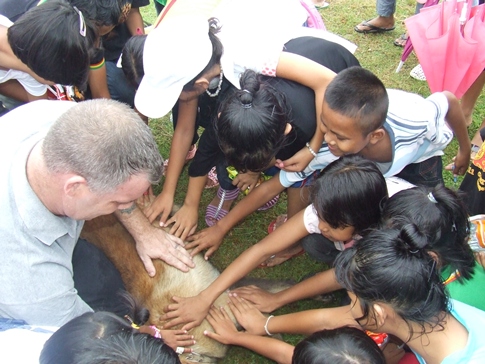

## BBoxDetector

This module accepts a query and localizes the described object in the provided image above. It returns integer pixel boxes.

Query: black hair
[68,0,126,27]
[310,154,388,234]
[40,293,154,364]
[292,327,385,364]
[381,185,475,281]
[75,332,181,364]
[121,35,147,89]
[40,311,139,364]
[216,69,291,172]
[324,67,388,135]
[8,0,98,88]
[182,18,224,91]
[335,225,449,340]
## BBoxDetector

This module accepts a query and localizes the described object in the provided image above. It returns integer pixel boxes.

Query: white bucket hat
[135,16,213,118]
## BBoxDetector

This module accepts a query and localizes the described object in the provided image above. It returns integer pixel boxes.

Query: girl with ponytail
[381,185,485,311]
[334,225,485,363]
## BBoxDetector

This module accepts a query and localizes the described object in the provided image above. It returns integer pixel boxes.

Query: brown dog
[80,211,235,363]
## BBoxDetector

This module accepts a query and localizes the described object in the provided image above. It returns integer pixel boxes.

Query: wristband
[264,315,274,336]
[149,325,162,338]
[305,142,318,158]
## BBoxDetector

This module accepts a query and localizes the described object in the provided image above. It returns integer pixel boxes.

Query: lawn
[140,1,484,363]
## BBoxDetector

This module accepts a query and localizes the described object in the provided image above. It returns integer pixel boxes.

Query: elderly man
[0,99,194,326]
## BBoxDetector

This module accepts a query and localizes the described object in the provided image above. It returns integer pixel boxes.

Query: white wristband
[264,315,274,336]
[305,142,318,158]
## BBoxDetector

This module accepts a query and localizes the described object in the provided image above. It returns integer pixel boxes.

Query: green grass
[140,1,485,362]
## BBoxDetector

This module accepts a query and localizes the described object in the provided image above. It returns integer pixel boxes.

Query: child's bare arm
[266,305,358,336]
[443,91,471,175]
[186,174,287,259]
[205,304,294,364]
[162,210,311,331]
[165,175,207,241]
[232,268,341,312]
[275,52,335,172]
[144,99,198,225]
[88,65,111,99]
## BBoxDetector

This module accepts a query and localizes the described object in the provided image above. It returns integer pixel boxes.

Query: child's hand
[227,294,267,336]
[233,171,260,193]
[143,190,174,225]
[165,204,198,241]
[229,285,280,313]
[159,329,195,354]
[204,306,241,345]
[453,147,471,176]
[161,294,211,331]
[276,147,314,172]
[186,226,226,260]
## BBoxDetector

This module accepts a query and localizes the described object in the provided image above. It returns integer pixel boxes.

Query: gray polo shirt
[0,101,92,326]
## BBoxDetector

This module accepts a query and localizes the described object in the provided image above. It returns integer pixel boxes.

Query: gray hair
[42,99,163,193]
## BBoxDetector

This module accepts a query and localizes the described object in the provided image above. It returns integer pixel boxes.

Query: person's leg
[105,61,137,108]
[300,234,340,265]
[261,186,311,267]
[72,239,129,317]
[355,0,396,32]
[395,156,444,188]
[461,70,485,127]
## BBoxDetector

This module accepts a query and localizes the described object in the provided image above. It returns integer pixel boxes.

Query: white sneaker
[410,64,426,81]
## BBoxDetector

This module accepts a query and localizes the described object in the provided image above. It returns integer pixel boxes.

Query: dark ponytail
[381,185,475,281]
[216,69,290,172]
[335,225,448,337]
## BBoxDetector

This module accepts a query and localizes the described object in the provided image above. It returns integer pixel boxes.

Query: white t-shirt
[0,323,58,363]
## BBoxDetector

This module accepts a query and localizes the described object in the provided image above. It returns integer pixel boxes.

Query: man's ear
[64,175,88,197]
[368,127,386,145]
[284,123,292,135]
[373,303,388,329]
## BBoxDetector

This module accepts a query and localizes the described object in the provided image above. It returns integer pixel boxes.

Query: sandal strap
[217,187,239,200]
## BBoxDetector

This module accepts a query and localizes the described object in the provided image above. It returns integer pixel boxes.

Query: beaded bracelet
[305,142,318,158]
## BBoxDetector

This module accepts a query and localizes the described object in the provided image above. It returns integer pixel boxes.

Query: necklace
[206,65,223,97]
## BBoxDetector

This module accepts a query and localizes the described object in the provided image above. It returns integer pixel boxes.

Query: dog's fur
[81,212,235,363]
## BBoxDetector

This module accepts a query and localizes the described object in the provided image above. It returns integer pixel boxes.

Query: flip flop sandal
[258,249,305,268]
[257,194,280,211]
[162,145,197,176]
[205,187,239,226]
[205,167,219,189]
[354,20,395,34]
[267,214,288,234]
[393,33,408,47]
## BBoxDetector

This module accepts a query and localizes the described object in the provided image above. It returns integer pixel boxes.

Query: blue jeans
[376,0,396,17]
[106,61,137,108]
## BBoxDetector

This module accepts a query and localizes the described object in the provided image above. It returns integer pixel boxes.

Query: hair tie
[72,6,86,37]
[242,89,252,95]
[427,192,437,203]
[124,315,140,330]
